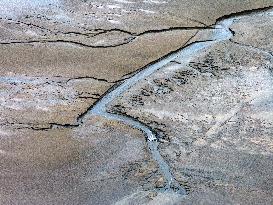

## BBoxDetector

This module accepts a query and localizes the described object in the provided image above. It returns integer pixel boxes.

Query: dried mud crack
[0,26,214,48]
[70,7,273,198]
[1,2,273,205]
[3,6,271,197]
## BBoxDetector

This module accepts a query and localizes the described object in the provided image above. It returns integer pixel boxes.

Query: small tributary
[80,9,271,195]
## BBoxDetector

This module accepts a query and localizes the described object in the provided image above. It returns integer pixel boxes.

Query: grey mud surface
[0,1,273,205]
[110,9,273,205]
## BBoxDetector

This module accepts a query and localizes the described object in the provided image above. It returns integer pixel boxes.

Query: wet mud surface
[109,9,273,205]
[0,1,273,205]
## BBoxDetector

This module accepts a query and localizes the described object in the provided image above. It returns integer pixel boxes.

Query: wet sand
[0,1,273,205]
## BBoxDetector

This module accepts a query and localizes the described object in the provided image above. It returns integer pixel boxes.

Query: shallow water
[83,17,235,195]
[83,9,272,196]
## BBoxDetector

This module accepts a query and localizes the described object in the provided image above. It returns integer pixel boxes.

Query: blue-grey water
[82,10,272,195]
[84,18,234,195]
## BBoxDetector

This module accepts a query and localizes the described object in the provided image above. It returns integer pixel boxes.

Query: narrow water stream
[80,10,271,195]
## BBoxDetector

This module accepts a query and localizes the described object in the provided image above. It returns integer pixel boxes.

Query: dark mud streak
[228,27,236,36]
[170,60,182,64]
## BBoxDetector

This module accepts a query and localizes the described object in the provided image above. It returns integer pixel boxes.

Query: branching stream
[79,9,272,195]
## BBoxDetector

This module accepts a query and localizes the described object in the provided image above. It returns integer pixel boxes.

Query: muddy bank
[0,1,273,205]
[109,9,273,204]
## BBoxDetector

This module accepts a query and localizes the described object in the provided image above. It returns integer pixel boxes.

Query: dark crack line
[160,11,210,28]
[185,16,209,27]
[3,75,120,85]
[0,121,53,130]
[64,76,126,84]
[74,31,201,124]
[119,31,205,80]
[1,6,272,49]
[3,16,214,38]
[0,38,136,48]
[0,26,214,48]
[214,6,273,23]
[50,123,78,129]
[135,26,214,36]
[89,28,134,36]
[56,31,101,36]
[74,7,273,195]
[2,6,272,196]
[74,26,213,37]
[65,76,110,83]
[3,7,272,130]
[78,96,100,100]
[1,120,79,130]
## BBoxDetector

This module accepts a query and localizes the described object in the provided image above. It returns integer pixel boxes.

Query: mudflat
[0,1,272,205]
